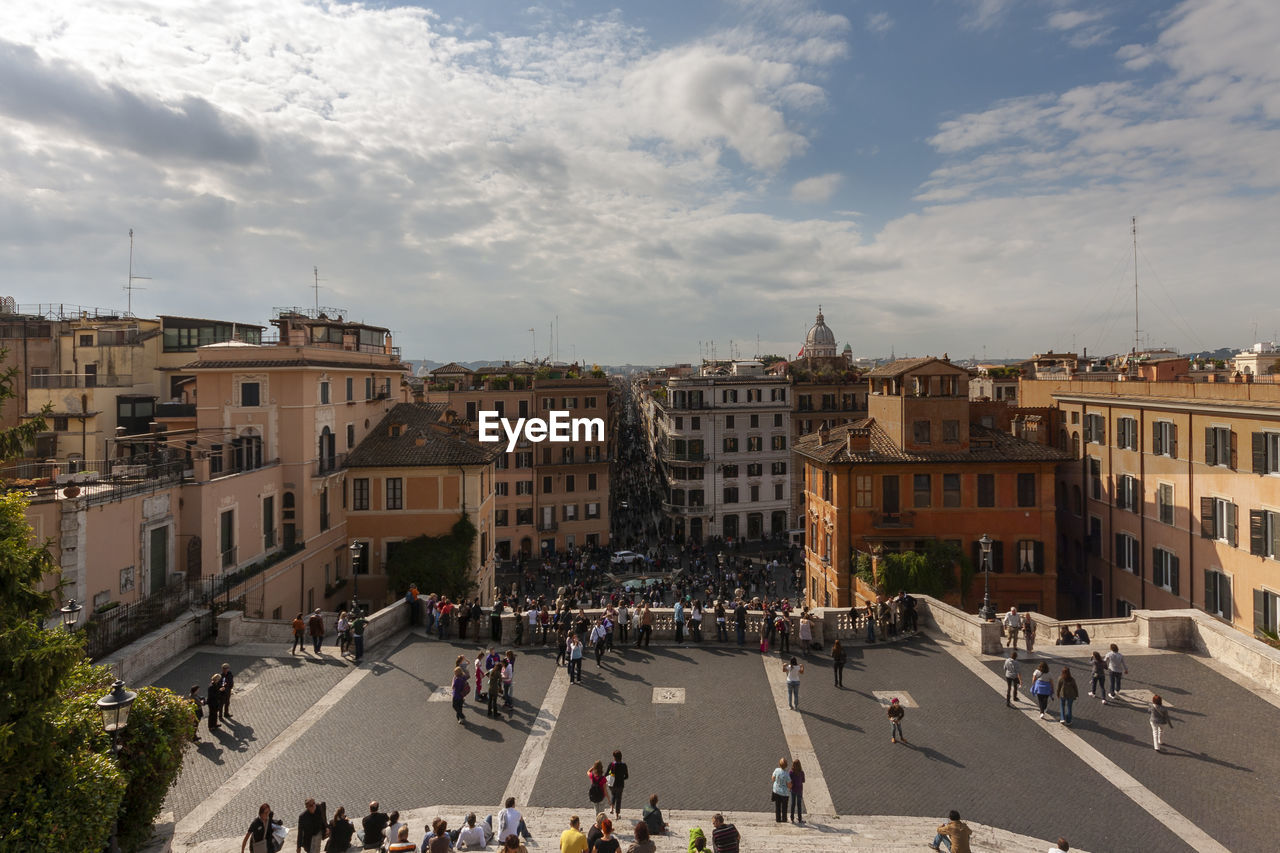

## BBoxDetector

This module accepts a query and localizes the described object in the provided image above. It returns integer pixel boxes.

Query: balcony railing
[221,545,238,569]
[313,453,347,476]
[662,451,710,462]
[872,511,916,529]
[28,372,134,389]
[662,502,706,516]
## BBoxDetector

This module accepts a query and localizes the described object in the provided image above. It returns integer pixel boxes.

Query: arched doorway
[746,512,763,540]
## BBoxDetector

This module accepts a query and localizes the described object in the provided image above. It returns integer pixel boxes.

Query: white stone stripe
[937,638,1231,853]
[503,665,571,807]
[173,638,397,845]
[761,654,836,816]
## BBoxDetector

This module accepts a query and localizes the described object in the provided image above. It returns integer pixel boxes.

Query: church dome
[804,308,837,357]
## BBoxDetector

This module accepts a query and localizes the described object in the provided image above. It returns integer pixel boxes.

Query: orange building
[795,357,1067,613]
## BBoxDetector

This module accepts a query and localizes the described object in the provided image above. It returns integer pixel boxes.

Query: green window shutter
[1254,588,1267,637]
[1200,496,1215,539]
[1228,502,1239,548]
[1253,432,1268,475]
[1204,569,1216,613]
[1251,510,1267,557]
[1170,424,1178,459]
[1205,426,1217,466]
[1034,541,1045,574]
[1170,554,1179,596]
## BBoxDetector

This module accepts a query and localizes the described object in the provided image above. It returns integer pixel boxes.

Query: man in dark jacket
[296,798,327,853]
[308,609,325,654]
[362,801,389,850]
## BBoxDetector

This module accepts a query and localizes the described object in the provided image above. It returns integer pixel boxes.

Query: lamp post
[349,541,361,615]
[60,598,82,630]
[97,680,137,853]
[978,534,995,621]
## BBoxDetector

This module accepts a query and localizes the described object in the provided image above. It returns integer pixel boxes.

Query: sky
[3,0,1279,365]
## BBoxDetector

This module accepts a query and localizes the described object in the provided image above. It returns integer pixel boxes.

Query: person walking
[1104,643,1129,698]
[205,673,222,734]
[1031,661,1055,719]
[1003,651,1022,707]
[291,613,306,654]
[502,650,515,709]
[296,798,327,853]
[864,599,876,644]
[607,750,628,818]
[451,666,469,724]
[351,611,368,662]
[487,657,504,719]
[1088,651,1107,702]
[1022,612,1036,654]
[640,604,653,648]
[673,599,685,644]
[1149,694,1174,751]
[591,618,608,666]
[587,761,609,814]
[241,803,284,853]
[788,758,806,823]
[770,759,790,824]
[1057,667,1079,725]
[887,697,906,743]
[782,657,804,710]
[1002,607,1021,650]
[734,599,747,646]
[308,608,325,654]
[568,634,584,684]
[831,639,846,687]
[336,611,351,656]
[218,663,235,720]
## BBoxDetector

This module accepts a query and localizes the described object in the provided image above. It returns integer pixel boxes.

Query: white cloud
[791,172,843,202]
[866,12,894,36]
[960,0,1018,31]
[1047,9,1107,31]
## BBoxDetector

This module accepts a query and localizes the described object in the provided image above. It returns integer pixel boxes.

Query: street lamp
[60,598,82,630]
[978,534,996,621]
[97,679,137,853]
[349,541,361,615]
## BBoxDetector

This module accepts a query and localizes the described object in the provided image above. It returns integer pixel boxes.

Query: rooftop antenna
[125,228,151,315]
[312,266,328,314]
[529,328,536,362]
[1131,216,1140,376]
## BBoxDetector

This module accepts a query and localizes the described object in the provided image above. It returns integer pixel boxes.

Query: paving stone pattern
[807,635,1194,853]
[983,649,1280,853]
[189,633,557,843]
[151,648,352,821]
[528,643,790,814]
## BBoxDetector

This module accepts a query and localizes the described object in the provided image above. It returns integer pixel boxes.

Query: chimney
[846,427,871,454]
[818,424,830,443]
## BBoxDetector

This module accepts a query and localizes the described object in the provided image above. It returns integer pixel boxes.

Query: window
[747,436,762,452]
[747,463,762,477]
[320,381,330,404]
[822,471,833,503]
[1147,420,1174,457]
[365,377,374,399]
[1254,588,1280,638]
[542,476,552,494]
[723,437,738,453]
[240,382,260,407]
[1017,473,1036,507]
[563,504,578,521]
[674,416,683,430]
[750,485,760,502]
[352,478,369,510]
[1152,547,1179,593]
[515,452,532,468]
[913,474,931,508]
[1205,570,1232,619]
[561,446,575,464]
[1117,417,1137,450]
[1115,532,1139,573]
[516,481,533,495]
[723,464,739,479]
[1252,432,1280,475]
[588,473,597,490]
[1116,474,1140,512]
[262,496,276,549]
[1202,496,1238,546]
[855,475,872,507]
[1088,516,1102,556]
[774,413,784,428]
[774,483,784,500]
[688,489,704,506]
[1089,457,1102,500]
[1205,425,1234,468]
[772,461,786,475]
[943,474,961,507]
[977,474,995,507]
[494,482,508,496]
[220,509,235,568]
[750,414,759,428]
[386,478,403,510]
[1158,483,1174,525]
[495,510,509,526]
[1084,413,1105,444]
[346,423,355,449]
[585,396,597,409]
[542,397,553,411]
[771,435,787,451]
[691,417,700,430]
[517,508,533,525]
[943,420,959,442]
[913,420,931,444]
[346,377,354,400]
[723,487,739,504]
[586,502,600,519]
[1250,509,1280,559]
[79,333,94,347]
[722,389,738,403]
[1017,540,1044,573]
[564,475,575,493]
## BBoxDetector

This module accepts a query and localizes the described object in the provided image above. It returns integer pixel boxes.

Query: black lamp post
[60,598,82,630]
[349,541,361,615]
[97,680,137,853]
[978,534,996,621]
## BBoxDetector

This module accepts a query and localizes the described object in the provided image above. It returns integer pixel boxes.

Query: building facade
[1021,378,1280,637]
[795,357,1067,612]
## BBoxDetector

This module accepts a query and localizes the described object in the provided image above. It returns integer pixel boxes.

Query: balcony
[28,372,134,389]
[662,451,710,462]
[313,453,347,476]
[872,511,916,529]
[662,502,705,516]
[220,545,238,569]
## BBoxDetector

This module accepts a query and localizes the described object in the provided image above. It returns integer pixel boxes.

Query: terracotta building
[795,357,1068,613]
[1021,377,1280,636]
[424,364,614,558]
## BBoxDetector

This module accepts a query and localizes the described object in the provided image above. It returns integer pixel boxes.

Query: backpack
[588,776,605,802]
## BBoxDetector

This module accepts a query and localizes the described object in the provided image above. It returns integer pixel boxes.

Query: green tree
[855,541,975,602]
[385,514,478,599]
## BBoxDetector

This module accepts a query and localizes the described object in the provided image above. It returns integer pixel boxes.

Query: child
[887,697,906,744]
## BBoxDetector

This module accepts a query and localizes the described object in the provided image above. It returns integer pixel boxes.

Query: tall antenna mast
[529,328,536,362]
[1132,216,1140,376]
[125,228,151,314]
[312,266,327,314]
